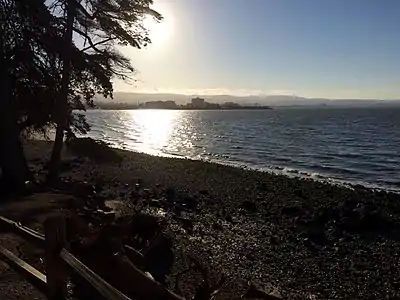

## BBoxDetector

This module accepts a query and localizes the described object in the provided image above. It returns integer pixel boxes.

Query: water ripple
[84,108,400,191]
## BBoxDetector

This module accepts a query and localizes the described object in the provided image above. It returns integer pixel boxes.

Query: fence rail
[0,246,47,294]
[0,216,45,247]
[0,215,139,300]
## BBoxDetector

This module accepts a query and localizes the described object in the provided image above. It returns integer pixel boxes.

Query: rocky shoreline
[15,140,400,299]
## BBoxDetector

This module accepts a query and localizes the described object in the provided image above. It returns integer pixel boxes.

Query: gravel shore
[11,140,400,299]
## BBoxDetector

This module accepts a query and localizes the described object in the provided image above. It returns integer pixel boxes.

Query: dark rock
[148,199,164,208]
[243,282,282,299]
[94,182,104,193]
[281,206,302,217]
[310,208,338,227]
[128,214,163,242]
[341,199,359,212]
[199,189,209,196]
[257,182,268,191]
[175,216,194,234]
[144,235,174,284]
[130,190,140,199]
[293,188,305,199]
[64,196,84,210]
[59,160,74,172]
[94,209,116,222]
[166,187,176,202]
[241,200,257,213]
[225,214,234,223]
[182,194,199,210]
[246,253,256,261]
[305,228,327,245]
[212,222,224,231]
[66,137,122,163]
[269,235,279,245]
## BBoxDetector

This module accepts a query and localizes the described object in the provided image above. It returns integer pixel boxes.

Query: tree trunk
[0,86,29,193]
[47,0,75,183]
[0,34,30,194]
[0,124,30,192]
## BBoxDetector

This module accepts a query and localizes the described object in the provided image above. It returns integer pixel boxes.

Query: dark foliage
[0,0,161,185]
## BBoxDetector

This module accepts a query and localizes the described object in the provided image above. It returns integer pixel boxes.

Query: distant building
[191,97,205,108]
[141,100,177,109]
[222,101,241,108]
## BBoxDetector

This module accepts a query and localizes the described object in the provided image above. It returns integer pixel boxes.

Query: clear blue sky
[115,0,400,99]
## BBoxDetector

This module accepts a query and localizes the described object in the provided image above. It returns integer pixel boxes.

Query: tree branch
[72,27,105,54]
[80,37,115,53]
[71,0,94,20]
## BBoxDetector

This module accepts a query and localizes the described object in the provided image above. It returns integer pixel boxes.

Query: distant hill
[95,92,400,107]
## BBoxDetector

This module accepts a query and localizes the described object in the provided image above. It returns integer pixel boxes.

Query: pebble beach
[14,140,400,299]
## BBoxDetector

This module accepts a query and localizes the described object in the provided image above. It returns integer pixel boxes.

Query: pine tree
[47,0,162,181]
[0,0,161,187]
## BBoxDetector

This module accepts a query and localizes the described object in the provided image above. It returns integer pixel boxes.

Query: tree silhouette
[0,0,161,188]
[46,0,162,182]
[0,0,51,190]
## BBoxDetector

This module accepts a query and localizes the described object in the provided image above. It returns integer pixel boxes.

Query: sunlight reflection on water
[122,110,183,155]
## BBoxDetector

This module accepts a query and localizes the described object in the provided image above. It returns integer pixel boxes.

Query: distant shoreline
[90,106,273,111]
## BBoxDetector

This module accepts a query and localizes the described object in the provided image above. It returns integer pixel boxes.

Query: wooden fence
[0,215,183,300]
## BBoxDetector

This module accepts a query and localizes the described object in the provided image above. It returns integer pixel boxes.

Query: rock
[59,160,74,172]
[166,187,176,202]
[225,214,234,223]
[148,199,164,208]
[175,216,194,234]
[182,195,199,210]
[305,228,327,245]
[281,206,302,217]
[241,201,257,213]
[128,213,163,242]
[66,137,122,163]
[92,209,116,223]
[64,196,84,209]
[144,235,174,284]
[130,190,140,200]
[199,189,209,196]
[212,222,224,231]
[242,282,282,299]
[257,182,268,191]
[94,182,104,193]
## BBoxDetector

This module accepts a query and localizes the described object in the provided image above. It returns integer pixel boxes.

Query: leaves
[1,0,161,136]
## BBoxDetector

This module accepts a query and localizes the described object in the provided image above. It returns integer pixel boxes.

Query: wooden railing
[0,215,183,300]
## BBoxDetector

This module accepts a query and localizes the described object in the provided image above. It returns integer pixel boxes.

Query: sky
[114,0,400,99]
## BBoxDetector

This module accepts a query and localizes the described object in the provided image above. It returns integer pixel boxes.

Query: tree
[0,0,161,188]
[46,0,162,182]
[0,0,46,190]
[0,0,68,190]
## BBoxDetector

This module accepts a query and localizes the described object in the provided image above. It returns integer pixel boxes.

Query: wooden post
[45,216,68,300]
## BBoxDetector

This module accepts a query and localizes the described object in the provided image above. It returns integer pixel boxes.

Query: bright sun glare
[134,110,178,154]
[144,13,172,45]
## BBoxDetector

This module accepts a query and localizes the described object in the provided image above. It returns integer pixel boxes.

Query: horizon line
[110,91,400,101]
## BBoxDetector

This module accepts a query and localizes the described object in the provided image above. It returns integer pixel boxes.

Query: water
[83,108,400,191]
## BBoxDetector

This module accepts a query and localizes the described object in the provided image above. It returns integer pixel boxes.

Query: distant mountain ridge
[96,92,400,107]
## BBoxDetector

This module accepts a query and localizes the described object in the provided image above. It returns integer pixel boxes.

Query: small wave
[336,152,363,159]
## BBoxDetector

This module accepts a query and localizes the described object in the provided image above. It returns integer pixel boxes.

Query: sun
[144,15,172,45]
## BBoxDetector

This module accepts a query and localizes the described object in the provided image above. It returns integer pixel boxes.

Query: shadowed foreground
[1,139,400,299]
